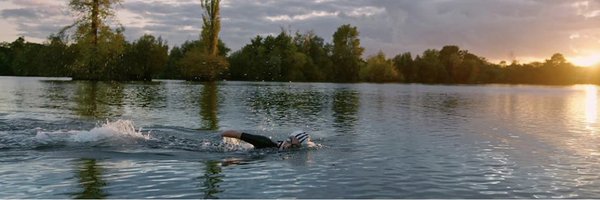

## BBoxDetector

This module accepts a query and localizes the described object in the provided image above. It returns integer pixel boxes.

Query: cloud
[0,1,70,40]
[1,8,39,18]
[363,0,600,61]
[0,0,599,63]
[265,11,340,22]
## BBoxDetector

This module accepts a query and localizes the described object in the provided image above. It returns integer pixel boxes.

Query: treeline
[228,25,600,85]
[1,24,599,85]
[0,35,232,80]
[2,0,598,85]
[0,34,167,80]
[1,0,229,81]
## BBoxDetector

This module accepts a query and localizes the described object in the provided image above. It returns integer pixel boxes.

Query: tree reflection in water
[73,158,108,199]
[201,160,224,198]
[74,81,124,119]
[200,83,219,130]
[332,89,360,133]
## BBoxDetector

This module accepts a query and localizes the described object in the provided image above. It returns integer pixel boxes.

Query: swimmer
[221,130,313,150]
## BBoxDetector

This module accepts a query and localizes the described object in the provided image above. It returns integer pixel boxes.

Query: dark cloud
[1,0,600,62]
[1,8,40,18]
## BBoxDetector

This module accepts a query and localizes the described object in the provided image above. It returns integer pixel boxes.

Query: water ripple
[3,79,600,198]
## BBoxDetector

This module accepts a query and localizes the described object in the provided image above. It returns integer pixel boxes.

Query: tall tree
[201,0,221,56]
[65,0,122,45]
[332,24,364,82]
[293,31,333,81]
[63,0,123,80]
[180,0,228,81]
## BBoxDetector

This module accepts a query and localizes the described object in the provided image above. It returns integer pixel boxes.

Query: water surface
[1,76,600,198]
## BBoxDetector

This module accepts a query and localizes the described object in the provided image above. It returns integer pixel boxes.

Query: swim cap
[289,131,309,145]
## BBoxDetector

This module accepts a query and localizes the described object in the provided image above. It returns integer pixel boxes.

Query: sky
[1,0,600,66]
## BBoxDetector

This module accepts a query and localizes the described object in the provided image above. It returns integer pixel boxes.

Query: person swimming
[221,130,313,150]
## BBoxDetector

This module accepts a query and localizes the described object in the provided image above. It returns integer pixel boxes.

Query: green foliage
[459,52,485,83]
[179,47,229,81]
[228,30,332,82]
[3,37,73,77]
[40,35,77,76]
[332,24,364,82]
[169,40,230,81]
[163,46,184,79]
[439,45,461,83]
[393,52,415,82]
[1,13,598,86]
[8,37,32,75]
[64,0,124,80]
[415,49,444,83]
[293,31,333,81]
[361,51,401,82]
[70,29,126,80]
[177,0,228,82]
[122,34,169,81]
[0,43,10,75]
[66,0,122,44]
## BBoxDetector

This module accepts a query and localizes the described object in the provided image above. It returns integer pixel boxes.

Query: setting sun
[570,54,600,67]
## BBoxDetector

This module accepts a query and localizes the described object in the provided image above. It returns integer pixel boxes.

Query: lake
[1,76,600,198]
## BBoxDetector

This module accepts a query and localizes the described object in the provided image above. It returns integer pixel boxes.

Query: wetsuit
[240,132,283,149]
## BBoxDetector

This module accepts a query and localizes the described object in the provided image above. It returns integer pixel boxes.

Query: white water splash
[221,137,255,151]
[35,120,151,145]
[198,136,254,152]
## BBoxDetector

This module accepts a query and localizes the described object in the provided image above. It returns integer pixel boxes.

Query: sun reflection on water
[584,85,598,126]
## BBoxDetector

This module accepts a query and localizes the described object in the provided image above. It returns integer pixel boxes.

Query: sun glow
[570,54,600,67]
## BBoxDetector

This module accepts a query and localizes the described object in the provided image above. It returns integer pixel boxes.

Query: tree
[228,28,339,82]
[547,53,567,66]
[8,37,56,76]
[65,0,122,45]
[7,37,26,75]
[180,0,228,81]
[180,50,229,81]
[62,0,124,80]
[332,24,364,82]
[0,42,11,75]
[459,52,483,83]
[227,31,296,81]
[293,31,333,81]
[540,53,575,84]
[439,45,461,83]
[416,49,445,83]
[201,0,221,56]
[163,46,184,79]
[40,34,77,77]
[228,36,266,81]
[360,51,400,82]
[122,34,169,80]
[393,52,415,82]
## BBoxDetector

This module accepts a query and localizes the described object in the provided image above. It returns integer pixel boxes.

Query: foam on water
[35,120,152,146]
[13,119,322,152]
[212,137,255,151]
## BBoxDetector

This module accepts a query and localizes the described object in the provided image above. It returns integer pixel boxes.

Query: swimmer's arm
[221,130,242,139]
